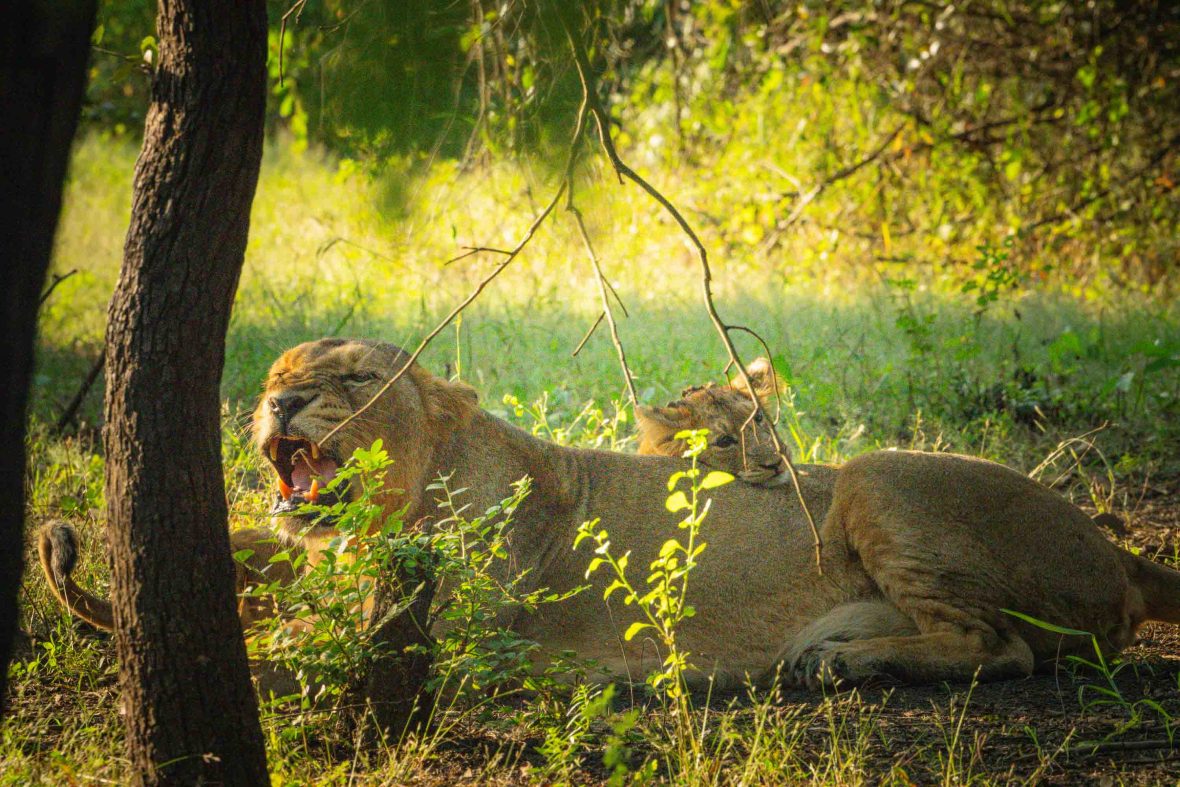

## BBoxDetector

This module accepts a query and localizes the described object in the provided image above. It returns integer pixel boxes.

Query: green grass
[9,129,1180,784]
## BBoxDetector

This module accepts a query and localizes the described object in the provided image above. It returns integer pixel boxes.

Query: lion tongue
[291,457,338,494]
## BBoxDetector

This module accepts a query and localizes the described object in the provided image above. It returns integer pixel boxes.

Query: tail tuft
[41,521,79,582]
[38,520,114,630]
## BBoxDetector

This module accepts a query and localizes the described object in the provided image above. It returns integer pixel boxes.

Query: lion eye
[754,411,765,424]
[712,435,738,448]
[342,372,375,386]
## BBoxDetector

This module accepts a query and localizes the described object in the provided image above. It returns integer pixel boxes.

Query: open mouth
[264,436,349,518]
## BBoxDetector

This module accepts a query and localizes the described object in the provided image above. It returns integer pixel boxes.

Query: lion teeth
[269,441,278,461]
[307,479,320,503]
[278,478,293,500]
[310,443,321,460]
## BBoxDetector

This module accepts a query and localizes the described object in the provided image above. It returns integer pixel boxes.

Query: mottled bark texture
[357,567,437,740]
[103,0,269,783]
[0,0,96,712]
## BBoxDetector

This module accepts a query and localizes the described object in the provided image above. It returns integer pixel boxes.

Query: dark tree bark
[0,0,96,711]
[103,0,269,783]
[357,566,437,740]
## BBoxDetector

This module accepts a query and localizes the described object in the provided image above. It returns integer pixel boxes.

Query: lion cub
[637,358,796,484]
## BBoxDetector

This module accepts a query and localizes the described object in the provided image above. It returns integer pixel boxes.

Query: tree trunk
[103,0,269,783]
[0,0,96,712]
[356,566,437,741]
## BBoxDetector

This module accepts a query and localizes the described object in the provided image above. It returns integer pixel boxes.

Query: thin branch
[572,312,605,357]
[54,349,105,435]
[815,123,905,195]
[443,245,515,266]
[726,323,788,423]
[319,94,590,449]
[277,0,309,87]
[569,199,639,412]
[318,184,567,448]
[315,237,404,267]
[600,268,630,318]
[39,269,78,306]
[556,5,822,568]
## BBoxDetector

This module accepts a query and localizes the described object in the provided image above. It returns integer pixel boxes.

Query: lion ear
[734,357,783,405]
[636,403,691,435]
[678,382,712,399]
[425,377,479,427]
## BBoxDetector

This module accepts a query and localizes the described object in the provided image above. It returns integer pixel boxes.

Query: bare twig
[726,323,789,423]
[555,5,822,568]
[54,349,105,435]
[319,96,591,448]
[444,245,515,266]
[39,268,78,306]
[318,184,567,447]
[572,312,605,357]
[316,237,402,266]
[277,0,309,87]
[569,199,639,412]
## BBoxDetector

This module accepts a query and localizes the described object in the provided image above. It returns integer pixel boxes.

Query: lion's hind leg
[790,626,1034,690]
[774,600,919,687]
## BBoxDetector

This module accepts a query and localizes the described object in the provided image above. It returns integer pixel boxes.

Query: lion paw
[788,640,855,690]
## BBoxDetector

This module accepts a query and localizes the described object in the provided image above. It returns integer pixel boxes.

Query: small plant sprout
[575,427,733,769]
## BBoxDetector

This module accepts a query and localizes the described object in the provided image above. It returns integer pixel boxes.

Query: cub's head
[637,358,790,486]
[253,339,478,540]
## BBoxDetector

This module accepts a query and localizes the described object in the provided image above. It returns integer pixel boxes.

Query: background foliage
[86,0,1179,288]
[10,0,1180,783]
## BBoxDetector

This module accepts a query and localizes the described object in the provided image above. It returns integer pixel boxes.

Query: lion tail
[38,521,114,630]
[1124,551,1180,624]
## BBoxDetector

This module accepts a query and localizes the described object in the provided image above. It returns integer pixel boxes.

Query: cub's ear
[425,377,479,428]
[735,357,783,405]
[678,382,712,399]
[636,404,693,454]
[636,403,691,431]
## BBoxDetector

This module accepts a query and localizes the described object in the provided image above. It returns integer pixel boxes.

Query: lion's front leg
[790,628,1034,689]
[231,527,300,630]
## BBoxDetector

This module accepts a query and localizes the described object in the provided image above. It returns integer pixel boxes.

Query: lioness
[42,339,1180,689]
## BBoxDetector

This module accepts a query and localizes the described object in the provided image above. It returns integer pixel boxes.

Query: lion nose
[268,391,314,431]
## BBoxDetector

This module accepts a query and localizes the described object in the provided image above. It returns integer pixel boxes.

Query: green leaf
[603,579,628,601]
[700,471,735,489]
[623,622,652,641]
[585,557,605,578]
[1001,608,1092,637]
[665,491,690,512]
[232,548,255,563]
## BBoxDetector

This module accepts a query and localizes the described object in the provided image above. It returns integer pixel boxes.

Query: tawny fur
[638,368,1164,686]
[43,340,1180,690]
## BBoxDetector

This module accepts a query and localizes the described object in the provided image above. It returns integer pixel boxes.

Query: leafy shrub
[239,440,580,711]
